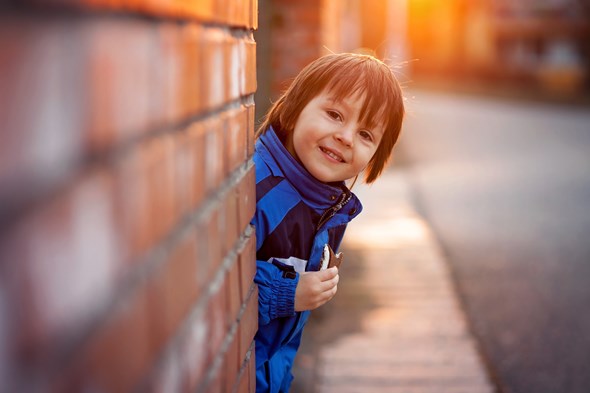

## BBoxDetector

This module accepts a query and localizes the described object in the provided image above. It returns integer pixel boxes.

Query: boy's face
[286,90,384,183]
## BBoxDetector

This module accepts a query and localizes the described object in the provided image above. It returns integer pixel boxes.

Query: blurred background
[253,1,590,393]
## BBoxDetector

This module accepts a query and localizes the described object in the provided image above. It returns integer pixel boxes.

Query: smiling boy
[251,53,404,392]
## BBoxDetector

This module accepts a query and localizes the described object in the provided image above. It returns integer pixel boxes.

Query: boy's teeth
[322,148,342,162]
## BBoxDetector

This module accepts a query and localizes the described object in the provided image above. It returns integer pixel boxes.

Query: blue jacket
[251,127,362,392]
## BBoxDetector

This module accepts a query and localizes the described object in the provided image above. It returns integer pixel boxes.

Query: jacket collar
[256,126,361,212]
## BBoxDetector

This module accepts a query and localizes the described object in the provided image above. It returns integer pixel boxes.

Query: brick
[290,5,321,24]
[207,282,228,367]
[180,310,209,391]
[33,0,199,23]
[238,234,256,303]
[228,36,241,102]
[187,122,206,209]
[195,0,217,19]
[198,205,223,284]
[206,205,228,277]
[203,118,224,194]
[148,229,199,345]
[180,23,202,118]
[224,331,240,393]
[212,0,230,24]
[224,111,238,175]
[144,135,176,244]
[225,0,237,27]
[248,346,256,393]
[238,38,248,99]
[80,284,154,393]
[227,108,248,173]
[147,350,182,393]
[161,135,178,237]
[181,0,214,21]
[240,0,250,28]
[246,39,256,95]
[0,18,84,202]
[117,135,176,261]
[173,130,193,221]
[244,0,258,30]
[240,37,257,96]
[201,28,227,110]
[235,364,250,393]
[223,33,233,103]
[0,271,18,392]
[143,139,164,247]
[228,0,248,29]
[236,107,249,164]
[29,0,257,28]
[195,219,211,290]
[237,166,256,235]
[250,0,259,30]
[224,187,239,255]
[204,365,225,393]
[226,257,241,327]
[85,18,153,151]
[274,30,320,49]
[154,23,183,126]
[220,113,230,181]
[15,170,120,356]
[114,144,152,261]
[246,104,256,157]
[238,286,258,364]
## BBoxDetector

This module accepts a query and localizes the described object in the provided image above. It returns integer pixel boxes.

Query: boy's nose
[335,127,354,148]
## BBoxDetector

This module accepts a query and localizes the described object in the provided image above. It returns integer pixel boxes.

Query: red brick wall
[0,1,259,392]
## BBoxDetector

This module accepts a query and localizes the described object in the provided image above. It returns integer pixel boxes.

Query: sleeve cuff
[270,272,299,319]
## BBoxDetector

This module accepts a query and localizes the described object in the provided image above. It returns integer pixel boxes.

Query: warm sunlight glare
[344,214,428,249]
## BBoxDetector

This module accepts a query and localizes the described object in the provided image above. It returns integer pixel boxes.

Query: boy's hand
[294,267,339,312]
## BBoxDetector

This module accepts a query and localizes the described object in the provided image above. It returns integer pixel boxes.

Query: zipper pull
[316,191,352,231]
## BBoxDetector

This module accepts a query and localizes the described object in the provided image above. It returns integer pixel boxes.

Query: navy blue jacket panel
[251,127,362,392]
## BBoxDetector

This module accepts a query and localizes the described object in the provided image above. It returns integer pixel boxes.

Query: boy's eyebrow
[325,96,344,107]
[326,96,354,113]
[326,95,383,130]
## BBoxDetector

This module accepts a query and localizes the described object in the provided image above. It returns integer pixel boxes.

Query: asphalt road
[397,89,590,393]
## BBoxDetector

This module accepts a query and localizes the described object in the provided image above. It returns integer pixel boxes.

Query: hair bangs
[325,59,397,131]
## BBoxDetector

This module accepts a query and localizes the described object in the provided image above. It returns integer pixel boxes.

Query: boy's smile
[286,90,384,183]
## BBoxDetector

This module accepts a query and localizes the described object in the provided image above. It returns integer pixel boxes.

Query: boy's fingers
[318,266,338,281]
[319,272,339,292]
[323,284,338,302]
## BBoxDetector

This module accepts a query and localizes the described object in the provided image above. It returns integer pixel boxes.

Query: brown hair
[257,53,404,184]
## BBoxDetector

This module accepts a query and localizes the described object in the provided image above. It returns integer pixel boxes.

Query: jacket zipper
[316,191,352,231]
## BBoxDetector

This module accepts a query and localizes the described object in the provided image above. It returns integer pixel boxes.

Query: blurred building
[407,0,590,96]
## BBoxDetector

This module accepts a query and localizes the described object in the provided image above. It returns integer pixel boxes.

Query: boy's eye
[359,130,373,142]
[326,110,342,121]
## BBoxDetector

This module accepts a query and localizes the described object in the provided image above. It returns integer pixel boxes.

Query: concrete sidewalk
[291,169,496,393]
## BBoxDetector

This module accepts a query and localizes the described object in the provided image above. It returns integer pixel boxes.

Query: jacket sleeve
[254,259,299,326]
[251,201,299,326]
